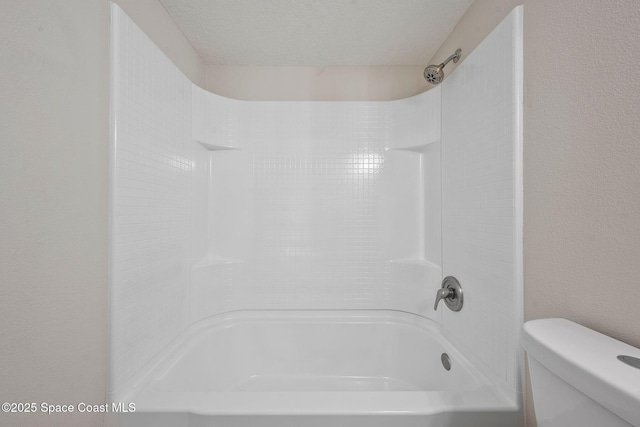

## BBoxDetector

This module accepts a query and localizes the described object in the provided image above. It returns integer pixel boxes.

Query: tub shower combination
[110,5,523,427]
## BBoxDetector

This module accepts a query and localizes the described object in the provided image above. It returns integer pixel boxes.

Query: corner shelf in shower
[386,138,440,153]
[195,139,240,151]
[387,258,440,268]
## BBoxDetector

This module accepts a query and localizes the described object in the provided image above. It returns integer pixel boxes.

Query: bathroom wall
[110,4,192,396]
[522,0,640,348]
[523,4,640,423]
[107,2,207,398]
[190,86,443,322]
[1,0,206,424]
[202,0,521,102]
[114,0,206,87]
[0,1,110,426]
[205,65,429,101]
[440,7,523,395]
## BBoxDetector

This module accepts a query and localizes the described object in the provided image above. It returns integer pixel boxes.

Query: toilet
[522,318,640,427]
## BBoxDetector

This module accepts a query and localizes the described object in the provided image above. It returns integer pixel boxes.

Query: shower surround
[188,84,443,321]
[110,4,523,426]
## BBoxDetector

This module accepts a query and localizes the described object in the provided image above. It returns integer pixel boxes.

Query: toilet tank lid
[522,318,640,427]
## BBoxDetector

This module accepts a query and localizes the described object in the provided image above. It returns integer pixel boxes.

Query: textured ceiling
[158,0,475,66]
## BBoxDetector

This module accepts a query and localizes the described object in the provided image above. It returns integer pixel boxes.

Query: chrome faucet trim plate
[434,276,463,312]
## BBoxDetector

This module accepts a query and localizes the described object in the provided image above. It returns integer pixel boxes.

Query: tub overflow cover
[441,353,451,371]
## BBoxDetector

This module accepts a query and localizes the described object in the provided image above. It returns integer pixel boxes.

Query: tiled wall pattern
[190,94,443,321]
[388,88,441,149]
[240,102,391,309]
[192,85,238,148]
[441,7,522,391]
[110,5,191,394]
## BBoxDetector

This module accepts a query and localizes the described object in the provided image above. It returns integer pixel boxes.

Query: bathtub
[117,311,519,427]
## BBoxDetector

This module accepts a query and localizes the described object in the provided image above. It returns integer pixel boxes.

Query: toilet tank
[522,318,640,427]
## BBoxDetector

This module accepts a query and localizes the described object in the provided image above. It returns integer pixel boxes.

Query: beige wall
[206,65,428,101]
[523,0,640,346]
[0,1,205,426]
[114,0,206,87]
[202,2,519,101]
[0,1,110,426]
[524,1,640,421]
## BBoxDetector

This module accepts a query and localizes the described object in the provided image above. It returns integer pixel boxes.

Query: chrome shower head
[424,64,445,84]
[424,48,462,85]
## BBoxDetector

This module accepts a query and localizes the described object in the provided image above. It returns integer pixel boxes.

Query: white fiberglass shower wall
[189,86,443,321]
[110,2,523,420]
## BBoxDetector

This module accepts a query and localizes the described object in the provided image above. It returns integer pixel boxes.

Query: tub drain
[441,353,451,371]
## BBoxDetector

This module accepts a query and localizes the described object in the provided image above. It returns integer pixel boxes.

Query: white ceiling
[158,0,475,66]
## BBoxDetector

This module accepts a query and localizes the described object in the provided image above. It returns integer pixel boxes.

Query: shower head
[424,48,462,85]
[423,64,445,85]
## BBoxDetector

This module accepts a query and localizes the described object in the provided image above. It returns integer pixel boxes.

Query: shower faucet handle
[434,276,464,312]
[434,287,454,311]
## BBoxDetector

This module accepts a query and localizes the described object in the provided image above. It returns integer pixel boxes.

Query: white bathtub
[117,311,519,427]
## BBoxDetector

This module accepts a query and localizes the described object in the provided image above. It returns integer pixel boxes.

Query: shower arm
[439,49,462,68]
